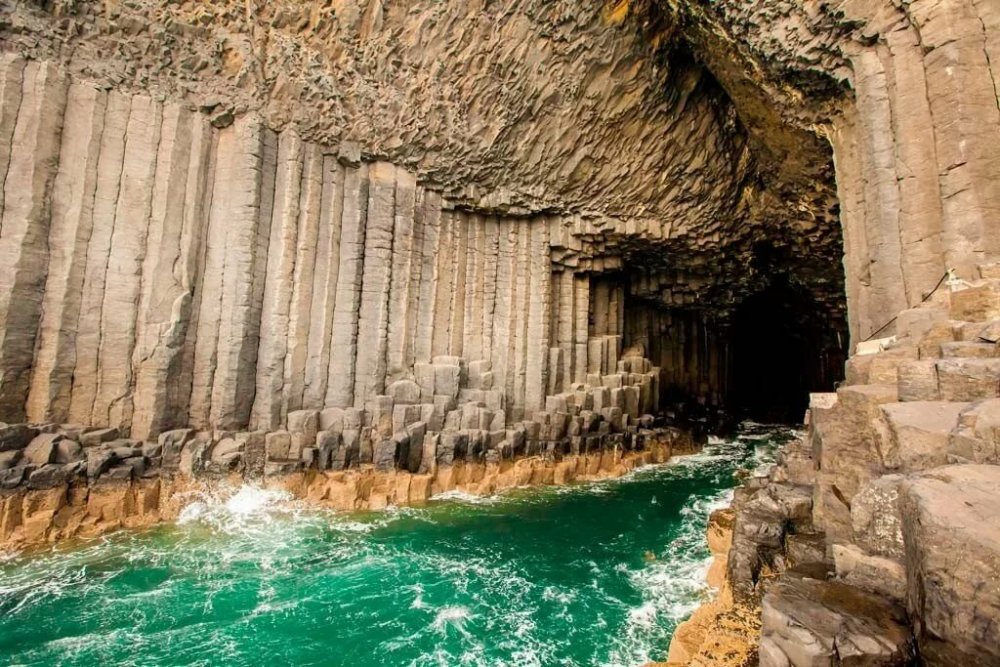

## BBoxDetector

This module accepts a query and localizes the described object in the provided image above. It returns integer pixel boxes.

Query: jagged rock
[80,427,120,447]
[935,359,1000,402]
[23,433,62,465]
[211,437,243,462]
[27,463,75,489]
[386,380,421,405]
[373,438,398,471]
[851,475,905,560]
[874,402,967,473]
[0,424,38,452]
[86,447,117,479]
[948,399,1000,464]
[833,544,906,602]
[315,431,340,471]
[1,466,29,489]
[264,431,292,461]
[759,565,915,667]
[158,429,195,470]
[0,449,21,470]
[319,408,345,433]
[785,532,826,568]
[728,482,812,602]
[287,410,319,439]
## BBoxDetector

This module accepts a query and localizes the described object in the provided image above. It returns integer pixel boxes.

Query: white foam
[627,602,658,628]
[430,489,498,504]
[177,484,295,529]
[431,606,473,633]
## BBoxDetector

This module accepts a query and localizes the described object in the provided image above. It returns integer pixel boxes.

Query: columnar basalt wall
[679,0,1000,345]
[0,58,637,437]
[0,0,856,436]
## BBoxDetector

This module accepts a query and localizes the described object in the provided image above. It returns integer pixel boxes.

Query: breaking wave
[0,424,790,667]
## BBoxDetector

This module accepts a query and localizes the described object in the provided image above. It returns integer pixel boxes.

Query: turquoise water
[0,428,787,667]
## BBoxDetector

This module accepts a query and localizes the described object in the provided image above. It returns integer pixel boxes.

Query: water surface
[0,427,787,666]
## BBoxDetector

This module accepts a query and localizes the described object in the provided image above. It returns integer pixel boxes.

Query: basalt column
[0,66,594,437]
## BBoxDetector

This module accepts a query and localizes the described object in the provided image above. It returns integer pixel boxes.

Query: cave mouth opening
[617,271,847,428]
[728,278,846,424]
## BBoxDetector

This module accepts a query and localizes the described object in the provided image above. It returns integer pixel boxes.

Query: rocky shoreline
[667,272,1000,666]
[0,420,698,551]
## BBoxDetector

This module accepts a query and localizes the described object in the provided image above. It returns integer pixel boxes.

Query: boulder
[0,424,38,452]
[158,428,195,470]
[896,360,939,401]
[265,431,292,461]
[935,359,1000,402]
[0,449,21,470]
[728,483,811,602]
[404,422,426,472]
[80,427,119,447]
[760,565,915,667]
[851,475,905,559]
[900,465,1000,665]
[0,465,29,489]
[874,402,967,473]
[23,433,62,465]
[785,532,827,567]
[315,431,342,470]
[386,379,422,405]
[211,437,243,462]
[341,429,361,469]
[950,281,1000,321]
[86,447,117,478]
[373,438,398,471]
[319,407,345,432]
[26,463,74,489]
[948,399,1000,464]
[833,543,906,601]
[286,410,319,440]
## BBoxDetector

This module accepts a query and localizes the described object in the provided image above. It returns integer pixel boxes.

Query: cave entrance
[728,278,845,423]
[617,271,846,427]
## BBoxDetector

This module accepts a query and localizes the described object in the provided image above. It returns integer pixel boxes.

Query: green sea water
[0,426,789,667]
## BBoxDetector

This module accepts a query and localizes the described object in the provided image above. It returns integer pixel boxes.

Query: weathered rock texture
[674,0,1000,345]
[675,273,1000,667]
[0,424,695,549]
[0,56,677,437]
[0,0,853,431]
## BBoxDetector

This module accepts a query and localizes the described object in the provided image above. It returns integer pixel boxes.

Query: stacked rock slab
[678,270,1000,666]
[0,348,680,547]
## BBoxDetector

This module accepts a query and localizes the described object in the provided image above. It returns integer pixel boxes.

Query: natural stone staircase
[675,265,1000,667]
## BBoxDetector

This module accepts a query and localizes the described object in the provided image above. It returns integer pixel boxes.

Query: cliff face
[677,0,1000,344]
[0,0,851,435]
[2,0,1000,660]
[657,2,1000,665]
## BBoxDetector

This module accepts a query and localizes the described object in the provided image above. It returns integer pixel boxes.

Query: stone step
[900,465,1000,665]
[936,358,1000,401]
[948,398,1000,464]
[940,340,997,358]
[876,401,969,473]
[950,280,1000,322]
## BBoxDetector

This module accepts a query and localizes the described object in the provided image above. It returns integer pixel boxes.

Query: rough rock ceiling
[3,0,849,317]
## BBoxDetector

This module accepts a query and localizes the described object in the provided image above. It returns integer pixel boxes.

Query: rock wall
[679,0,1000,345]
[0,0,854,431]
[0,55,653,437]
[0,426,697,549]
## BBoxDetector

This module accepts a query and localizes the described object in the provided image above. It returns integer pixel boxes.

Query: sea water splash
[0,425,792,667]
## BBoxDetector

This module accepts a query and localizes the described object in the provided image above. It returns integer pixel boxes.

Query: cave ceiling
[4,0,853,319]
